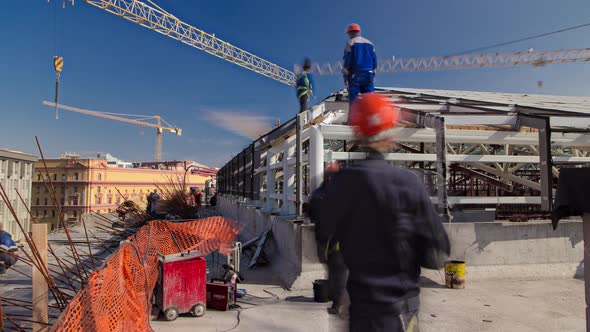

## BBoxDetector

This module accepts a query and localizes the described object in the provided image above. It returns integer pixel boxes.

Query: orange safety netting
[50,217,239,332]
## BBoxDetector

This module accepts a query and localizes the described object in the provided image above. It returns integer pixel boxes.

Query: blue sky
[1,0,590,167]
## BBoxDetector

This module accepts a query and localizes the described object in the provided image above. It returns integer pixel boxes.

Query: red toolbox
[206,282,237,311]
[155,251,207,321]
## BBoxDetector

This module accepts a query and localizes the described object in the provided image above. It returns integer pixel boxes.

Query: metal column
[295,112,304,218]
[435,117,450,222]
[517,114,553,211]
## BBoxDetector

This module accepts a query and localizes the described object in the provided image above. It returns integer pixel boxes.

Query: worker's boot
[327,302,341,315]
[0,263,6,275]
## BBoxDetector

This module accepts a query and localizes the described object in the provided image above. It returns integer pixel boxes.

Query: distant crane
[42,101,181,161]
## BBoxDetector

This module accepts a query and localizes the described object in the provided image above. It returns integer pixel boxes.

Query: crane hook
[53,56,64,120]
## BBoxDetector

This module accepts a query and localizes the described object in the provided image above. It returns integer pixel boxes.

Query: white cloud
[203,110,274,140]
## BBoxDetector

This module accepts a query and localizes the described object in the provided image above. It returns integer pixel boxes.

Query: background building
[0,149,37,240]
[31,153,216,230]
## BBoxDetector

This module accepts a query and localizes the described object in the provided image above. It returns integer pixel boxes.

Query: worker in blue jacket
[296,58,315,113]
[315,93,450,332]
[342,23,377,108]
[0,222,19,274]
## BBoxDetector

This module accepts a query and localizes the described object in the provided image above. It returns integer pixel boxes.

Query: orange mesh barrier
[50,217,239,332]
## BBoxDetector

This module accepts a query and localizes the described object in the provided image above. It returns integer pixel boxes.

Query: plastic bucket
[312,279,330,302]
[444,260,466,289]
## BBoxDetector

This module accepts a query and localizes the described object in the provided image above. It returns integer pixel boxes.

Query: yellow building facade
[31,157,214,229]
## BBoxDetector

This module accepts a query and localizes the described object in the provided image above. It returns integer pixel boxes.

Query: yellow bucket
[444,260,466,289]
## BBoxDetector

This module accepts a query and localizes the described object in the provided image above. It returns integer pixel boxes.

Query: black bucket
[313,279,330,303]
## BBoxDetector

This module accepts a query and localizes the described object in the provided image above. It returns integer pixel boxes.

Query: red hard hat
[349,93,399,140]
[346,23,361,33]
[325,162,340,174]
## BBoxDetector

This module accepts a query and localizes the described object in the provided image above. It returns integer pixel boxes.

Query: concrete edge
[422,262,584,283]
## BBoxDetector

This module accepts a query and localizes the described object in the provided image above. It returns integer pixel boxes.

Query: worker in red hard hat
[308,162,348,316]
[315,93,450,332]
[342,23,378,108]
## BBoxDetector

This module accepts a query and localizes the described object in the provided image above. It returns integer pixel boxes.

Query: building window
[73,211,77,218]
[97,173,102,181]
[43,210,47,217]
[45,175,49,181]
[97,186,101,193]
[61,174,66,181]
[61,187,65,194]
[108,197,112,204]
[52,210,56,217]
[36,186,40,194]
[108,208,111,213]
[53,174,57,181]
[60,197,65,206]
[74,186,78,193]
[96,197,101,205]
[116,197,121,204]
[72,197,79,206]
[74,173,79,180]
[44,198,48,205]
[35,198,39,205]
[37,174,41,181]
[35,211,39,217]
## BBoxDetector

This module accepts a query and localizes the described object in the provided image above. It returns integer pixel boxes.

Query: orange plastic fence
[50,217,239,332]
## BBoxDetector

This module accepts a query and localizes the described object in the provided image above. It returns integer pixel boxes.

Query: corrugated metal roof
[380,87,590,114]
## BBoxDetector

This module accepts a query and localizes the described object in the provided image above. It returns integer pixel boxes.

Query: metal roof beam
[326,151,590,164]
[319,124,590,147]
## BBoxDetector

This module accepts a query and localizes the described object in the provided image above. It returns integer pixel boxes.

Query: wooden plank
[32,224,48,332]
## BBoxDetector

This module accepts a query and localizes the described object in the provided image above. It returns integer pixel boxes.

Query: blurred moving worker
[342,23,377,107]
[296,58,315,113]
[147,189,160,217]
[315,93,450,332]
[209,193,218,207]
[309,163,348,315]
[0,222,19,275]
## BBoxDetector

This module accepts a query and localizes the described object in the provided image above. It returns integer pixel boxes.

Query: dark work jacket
[315,147,450,315]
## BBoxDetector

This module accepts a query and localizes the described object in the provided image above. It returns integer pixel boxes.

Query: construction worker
[296,58,315,113]
[0,222,19,275]
[309,162,348,315]
[147,189,160,217]
[315,93,450,332]
[342,23,377,108]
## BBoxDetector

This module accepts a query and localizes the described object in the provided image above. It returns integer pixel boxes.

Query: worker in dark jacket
[0,222,19,274]
[296,58,315,113]
[147,189,160,217]
[342,23,377,107]
[316,93,450,332]
[309,163,348,315]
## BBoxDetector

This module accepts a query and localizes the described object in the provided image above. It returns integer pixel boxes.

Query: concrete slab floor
[151,278,585,332]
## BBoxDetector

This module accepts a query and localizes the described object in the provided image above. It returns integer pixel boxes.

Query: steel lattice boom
[83,0,297,86]
[301,48,590,75]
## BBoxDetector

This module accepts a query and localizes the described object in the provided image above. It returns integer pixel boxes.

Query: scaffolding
[216,87,590,222]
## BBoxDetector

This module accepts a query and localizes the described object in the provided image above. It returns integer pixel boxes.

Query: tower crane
[51,0,590,86]
[42,101,181,161]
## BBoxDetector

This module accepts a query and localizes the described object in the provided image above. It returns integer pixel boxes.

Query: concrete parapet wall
[444,221,583,266]
[218,196,325,289]
[219,195,583,286]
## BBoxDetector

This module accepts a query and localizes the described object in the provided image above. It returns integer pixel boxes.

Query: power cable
[448,22,590,56]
